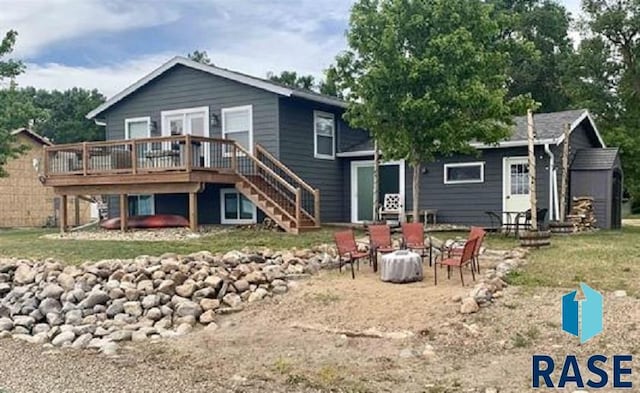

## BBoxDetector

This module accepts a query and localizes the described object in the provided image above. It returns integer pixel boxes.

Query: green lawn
[508,225,640,296]
[2,226,637,297]
[0,228,340,264]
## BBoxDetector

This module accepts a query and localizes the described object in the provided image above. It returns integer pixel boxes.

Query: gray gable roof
[87,56,346,119]
[511,109,587,142]
[571,148,620,171]
[339,109,606,156]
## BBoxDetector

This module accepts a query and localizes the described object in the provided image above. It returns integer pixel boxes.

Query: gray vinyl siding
[570,171,611,228]
[278,97,360,222]
[107,183,265,225]
[405,146,551,226]
[101,64,280,219]
[552,121,604,218]
[100,64,280,156]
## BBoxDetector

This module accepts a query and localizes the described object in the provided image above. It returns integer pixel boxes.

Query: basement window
[220,189,256,224]
[444,162,485,184]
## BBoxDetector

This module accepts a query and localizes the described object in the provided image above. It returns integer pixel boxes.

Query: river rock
[0,317,13,331]
[460,297,479,314]
[14,265,36,285]
[174,300,202,318]
[80,290,110,309]
[123,301,143,317]
[51,331,76,346]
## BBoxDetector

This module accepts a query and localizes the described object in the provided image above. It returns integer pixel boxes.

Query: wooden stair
[232,144,320,234]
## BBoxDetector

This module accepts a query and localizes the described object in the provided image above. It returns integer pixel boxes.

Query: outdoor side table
[380,250,423,283]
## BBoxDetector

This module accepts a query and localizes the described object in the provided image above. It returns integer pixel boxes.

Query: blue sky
[4,0,582,97]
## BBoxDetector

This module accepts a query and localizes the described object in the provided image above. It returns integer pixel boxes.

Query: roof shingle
[571,148,620,171]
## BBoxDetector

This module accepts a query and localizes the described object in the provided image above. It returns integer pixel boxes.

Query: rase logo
[532,283,633,389]
[562,282,603,343]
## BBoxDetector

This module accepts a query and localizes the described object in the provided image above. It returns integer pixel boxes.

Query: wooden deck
[43,135,320,234]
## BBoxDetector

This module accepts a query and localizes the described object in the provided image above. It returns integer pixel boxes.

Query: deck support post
[59,195,68,233]
[120,194,128,232]
[189,192,198,232]
[74,196,80,226]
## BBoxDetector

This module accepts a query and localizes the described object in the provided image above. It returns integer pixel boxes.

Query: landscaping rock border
[0,245,340,354]
[459,247,529,314]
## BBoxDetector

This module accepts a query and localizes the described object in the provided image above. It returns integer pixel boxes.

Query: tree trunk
[372,140,379,222]
[527,109,537,230]
[412,163,421,223]
[560,123,570,222]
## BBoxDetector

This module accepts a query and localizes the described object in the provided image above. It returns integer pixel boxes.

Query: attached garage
[570,148,623,230]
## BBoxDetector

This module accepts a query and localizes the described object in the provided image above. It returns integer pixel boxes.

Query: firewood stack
[567,196,597,231]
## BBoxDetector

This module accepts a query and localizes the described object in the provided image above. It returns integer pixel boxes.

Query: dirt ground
[1,259,639,393]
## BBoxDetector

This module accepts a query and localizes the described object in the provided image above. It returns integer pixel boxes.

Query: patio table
[380,250,423,283]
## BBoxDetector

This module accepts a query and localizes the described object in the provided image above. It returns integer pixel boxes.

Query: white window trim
[221,105,253,155]
[160,106,210,137]
[313,110,335,160]
[124,117,151,139]
[220,188,257,225]
[443,162,485,184]
[128,194,155,216]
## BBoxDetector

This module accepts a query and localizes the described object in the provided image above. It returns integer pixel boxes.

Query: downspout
[544,143,556,221]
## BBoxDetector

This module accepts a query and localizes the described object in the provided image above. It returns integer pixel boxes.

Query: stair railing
[231,143,303,227]
[254,144,320,226]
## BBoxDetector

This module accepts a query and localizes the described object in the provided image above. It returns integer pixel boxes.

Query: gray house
[67,56,621,231]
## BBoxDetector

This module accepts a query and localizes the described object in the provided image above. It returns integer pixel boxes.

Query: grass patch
[0,227,343,264]
[271,357,294,375]
[506,226,640,296]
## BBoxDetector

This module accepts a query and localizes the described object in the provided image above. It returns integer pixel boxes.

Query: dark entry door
[611,170,622,229]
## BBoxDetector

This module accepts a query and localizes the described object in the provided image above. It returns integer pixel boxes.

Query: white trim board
[220,188,257,225]
[221,105,253,154]
[160,106,210,137]
[124,117,151,139]
[350,160,405,224]
[313,110,335,160]
[87,56,346,119]
[443,161,485,184]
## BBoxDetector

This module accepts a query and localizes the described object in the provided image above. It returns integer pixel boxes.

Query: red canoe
[100,214,189,230]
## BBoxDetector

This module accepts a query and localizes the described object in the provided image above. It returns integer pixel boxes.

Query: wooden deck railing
[44,135,237,177]
[44,135,321,228]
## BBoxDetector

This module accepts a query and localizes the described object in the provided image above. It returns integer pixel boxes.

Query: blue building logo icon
[562,283,603,343]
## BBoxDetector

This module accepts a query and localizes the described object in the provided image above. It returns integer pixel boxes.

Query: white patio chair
[378,193,405,225]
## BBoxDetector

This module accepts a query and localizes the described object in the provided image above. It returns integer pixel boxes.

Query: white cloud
[0,0,183,58]
[14,0,354,97]
[16,53,172,97]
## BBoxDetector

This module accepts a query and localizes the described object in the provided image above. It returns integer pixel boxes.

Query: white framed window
[444,162,485,184]
[125,117,151,140]
[220,188,257,224]
[128,194,155,216]
[160,106,210,137]
[314,111,335,159]
[221,105,253,155]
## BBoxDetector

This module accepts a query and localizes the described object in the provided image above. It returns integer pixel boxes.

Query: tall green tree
[0,30,28,177]
[491,0,576,113]
[187,50,213,65]
[334,0,532,219]
[572,0,640,202]
[29,87,106,143]
[266,70,316,90]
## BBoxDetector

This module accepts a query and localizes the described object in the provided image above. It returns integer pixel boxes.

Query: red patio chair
[368,224,396,272]
[334,230,369,279]
[434,237,478,286]
[401,222,432,266]
[444,226,487,273]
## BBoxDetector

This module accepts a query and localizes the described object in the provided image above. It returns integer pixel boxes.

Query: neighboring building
[41,56,622,231]
[0,129,93,228]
